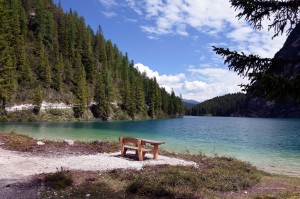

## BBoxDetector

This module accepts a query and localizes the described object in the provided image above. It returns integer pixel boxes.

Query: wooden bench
[119,137,165,161]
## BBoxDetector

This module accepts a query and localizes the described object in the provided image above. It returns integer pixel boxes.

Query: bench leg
[153,144,158,160]
[121,148,128,156]
[138,150,143,161]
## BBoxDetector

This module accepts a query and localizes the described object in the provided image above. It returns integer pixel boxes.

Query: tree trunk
[1,99,7,115]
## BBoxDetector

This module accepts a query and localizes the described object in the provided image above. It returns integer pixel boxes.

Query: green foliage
[52,54,64,91]
[34,84,43,106]
[0,0,184,120]
[44,168,73,190]
[230,0,300,38]
[186,93,248,116]
[0,0,17,114]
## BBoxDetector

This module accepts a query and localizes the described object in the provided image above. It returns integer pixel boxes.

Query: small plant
[44,167,73,190]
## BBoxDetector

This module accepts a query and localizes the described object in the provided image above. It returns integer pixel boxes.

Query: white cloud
[126,0,143,15]
[122,0,286,58]
[183,67,249,102]
[102,11,117,18]
[95,0,288,102]
[98,0,117,8]
[134,63,185,93]
[134,63,248,102]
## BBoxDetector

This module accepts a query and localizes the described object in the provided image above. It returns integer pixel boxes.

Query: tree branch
[230,0,300,37]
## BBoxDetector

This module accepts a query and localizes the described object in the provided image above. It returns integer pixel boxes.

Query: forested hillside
[0,0,184,121]
[186,93,248,116]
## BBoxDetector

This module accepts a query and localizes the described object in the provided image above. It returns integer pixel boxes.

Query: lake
[0,116,300,177]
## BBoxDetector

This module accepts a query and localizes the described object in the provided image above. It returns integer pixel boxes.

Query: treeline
[0,0,184,120]
[185,93,248,116]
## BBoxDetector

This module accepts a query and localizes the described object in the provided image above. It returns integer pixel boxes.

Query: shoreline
[0,130,300,178]
[1,132,300,198]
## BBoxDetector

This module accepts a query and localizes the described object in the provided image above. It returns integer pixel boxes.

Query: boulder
[64,139,74,145]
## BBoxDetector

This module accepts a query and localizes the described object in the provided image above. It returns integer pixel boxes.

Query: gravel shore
[0,148,197,183]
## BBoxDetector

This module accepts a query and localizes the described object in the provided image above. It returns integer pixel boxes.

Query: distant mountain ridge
[182,99,199,104]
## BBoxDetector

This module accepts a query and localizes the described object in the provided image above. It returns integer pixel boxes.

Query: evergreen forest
[185,93,248,116]
[0,0,184,121]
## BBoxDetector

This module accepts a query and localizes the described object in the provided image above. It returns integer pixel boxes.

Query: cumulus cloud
[95,0,287,101]
[98,0,117,8]
[183,67,249,102]
[134,63,248,102]
[134,63,185,93]
[123,0,286,58]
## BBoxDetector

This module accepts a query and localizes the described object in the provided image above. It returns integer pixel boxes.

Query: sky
[55,0,287,102]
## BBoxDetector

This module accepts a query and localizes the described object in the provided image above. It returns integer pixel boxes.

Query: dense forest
[0,0,184,121]
[185,93,248,116]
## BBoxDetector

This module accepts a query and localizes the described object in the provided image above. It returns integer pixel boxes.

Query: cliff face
[273,23,300,78]
[242,24,300,118]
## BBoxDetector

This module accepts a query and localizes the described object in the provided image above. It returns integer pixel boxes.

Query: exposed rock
[64,139,74,145]
[36,141,45,146]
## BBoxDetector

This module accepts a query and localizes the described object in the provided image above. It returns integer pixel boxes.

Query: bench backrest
[120,137,140,145]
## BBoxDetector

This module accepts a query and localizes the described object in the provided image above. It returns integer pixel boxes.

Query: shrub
[44,167,73,190]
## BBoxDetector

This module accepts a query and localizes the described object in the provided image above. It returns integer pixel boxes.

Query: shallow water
[0,116,300,176]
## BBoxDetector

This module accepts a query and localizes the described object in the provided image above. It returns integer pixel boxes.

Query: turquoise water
[0,116,300,176]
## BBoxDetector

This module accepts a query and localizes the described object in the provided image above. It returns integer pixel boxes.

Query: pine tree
[135,76,146,115]
[37,34,51,87]
[63,58,73,85]
[34,83,43,106]
[213,0,300,102]
[53,53,63,91]
[94,73,107,119]
[121,53,131,111]
[0,0,17,114]
[74,52,87,116]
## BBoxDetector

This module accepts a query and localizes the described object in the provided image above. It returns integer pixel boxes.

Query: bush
[44,167,73,190]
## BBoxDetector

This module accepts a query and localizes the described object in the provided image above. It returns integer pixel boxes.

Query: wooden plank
[140,138,165,145]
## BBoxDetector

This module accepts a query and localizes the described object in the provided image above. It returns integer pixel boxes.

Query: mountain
[182,99,199,105]
[182,99,199,110]
[241,23,300,118]
[0,0,184,121]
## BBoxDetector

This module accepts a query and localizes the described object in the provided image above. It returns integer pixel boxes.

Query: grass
[44,167,73,190]
[0,132,119,153]
[0,132,37,151]
[123,162,261,198]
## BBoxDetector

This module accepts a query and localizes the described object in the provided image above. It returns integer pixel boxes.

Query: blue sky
[56,0,286,102]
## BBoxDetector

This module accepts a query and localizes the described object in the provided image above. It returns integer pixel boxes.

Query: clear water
[0,116,300,177]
